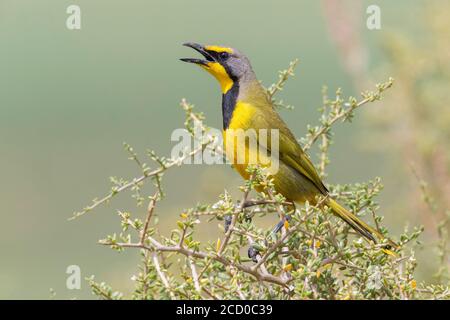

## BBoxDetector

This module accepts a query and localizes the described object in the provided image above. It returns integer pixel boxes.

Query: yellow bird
[181,42,393,247]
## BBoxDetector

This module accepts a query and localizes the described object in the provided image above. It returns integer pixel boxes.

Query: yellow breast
[223,101,271,179]
[226,101,256,130]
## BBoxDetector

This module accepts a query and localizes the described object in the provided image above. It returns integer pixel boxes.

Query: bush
[74,62,450,300]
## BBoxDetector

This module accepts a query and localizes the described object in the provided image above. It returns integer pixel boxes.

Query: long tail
[325,198,397,248]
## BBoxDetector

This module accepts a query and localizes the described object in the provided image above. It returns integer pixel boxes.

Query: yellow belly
[223,102,318,203]
[223,101,260,179]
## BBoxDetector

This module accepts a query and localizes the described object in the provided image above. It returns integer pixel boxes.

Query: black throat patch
[222,81,239,130]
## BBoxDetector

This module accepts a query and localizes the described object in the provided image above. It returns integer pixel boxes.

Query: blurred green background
[0,0,441,299]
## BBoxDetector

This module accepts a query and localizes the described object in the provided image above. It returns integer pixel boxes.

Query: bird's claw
[248,246,259,263]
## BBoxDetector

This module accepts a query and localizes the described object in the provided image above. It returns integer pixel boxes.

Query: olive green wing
[252,109,328,195]
[280,138,328,195]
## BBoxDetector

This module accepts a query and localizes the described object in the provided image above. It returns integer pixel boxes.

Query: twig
[71,143,208,220]
[188,258,201,294]
[140,193,158,244]
[152,253,176,299]
[267,59,299,99]
[217,179,252,256]
[101,238,289,288]
[303,78,394,151]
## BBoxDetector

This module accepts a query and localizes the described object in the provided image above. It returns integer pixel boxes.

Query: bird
[181,42,395,248]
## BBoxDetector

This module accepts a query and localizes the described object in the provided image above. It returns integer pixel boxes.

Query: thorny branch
[77,61,450,299]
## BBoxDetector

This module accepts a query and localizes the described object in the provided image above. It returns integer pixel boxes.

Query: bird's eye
[219,52,229,60]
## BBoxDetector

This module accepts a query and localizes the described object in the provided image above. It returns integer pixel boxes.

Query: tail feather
[325,198,395,247]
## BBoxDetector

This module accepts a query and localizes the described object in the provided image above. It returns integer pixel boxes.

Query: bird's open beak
[180,42,215,67]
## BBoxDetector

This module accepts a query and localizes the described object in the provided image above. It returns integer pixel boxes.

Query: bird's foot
[247,246,260,263]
